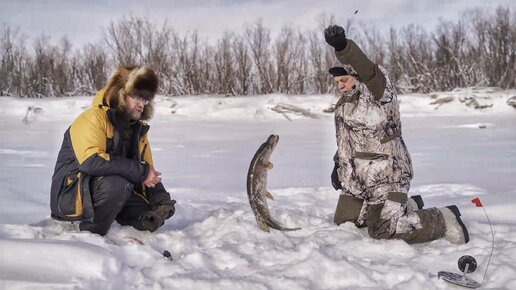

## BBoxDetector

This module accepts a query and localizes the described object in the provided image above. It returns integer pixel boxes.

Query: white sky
[1,0,514,47]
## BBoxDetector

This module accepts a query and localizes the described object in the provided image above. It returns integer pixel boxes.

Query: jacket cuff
[336,42,347,52]
[139,162,150,183]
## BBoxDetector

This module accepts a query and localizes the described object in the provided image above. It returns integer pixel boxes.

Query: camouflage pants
[334,192,446,244]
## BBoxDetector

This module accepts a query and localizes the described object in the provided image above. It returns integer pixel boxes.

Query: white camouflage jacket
[333,40,413,208]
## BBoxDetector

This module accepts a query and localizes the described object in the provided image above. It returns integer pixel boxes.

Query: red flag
[471,197,483,207]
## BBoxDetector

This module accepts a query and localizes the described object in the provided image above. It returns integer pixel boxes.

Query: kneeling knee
[368,228,389,240]
[93,175,133,204]
[367,221,392,240]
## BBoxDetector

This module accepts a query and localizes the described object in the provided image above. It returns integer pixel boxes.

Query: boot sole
[446,205,470,243]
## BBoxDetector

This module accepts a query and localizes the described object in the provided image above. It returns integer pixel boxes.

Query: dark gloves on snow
[139,193,176,232]
[324,25,347,51]
[139,211,164,232]
[331,163,342,190]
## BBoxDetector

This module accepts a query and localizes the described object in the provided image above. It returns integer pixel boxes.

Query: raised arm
[325,25,387,100]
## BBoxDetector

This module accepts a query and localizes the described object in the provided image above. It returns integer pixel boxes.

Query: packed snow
[1,87,515,289]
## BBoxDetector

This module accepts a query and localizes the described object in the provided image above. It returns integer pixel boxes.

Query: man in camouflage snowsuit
[325,25,469,244]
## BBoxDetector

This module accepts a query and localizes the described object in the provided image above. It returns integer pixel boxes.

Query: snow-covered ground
[1,87,515,289]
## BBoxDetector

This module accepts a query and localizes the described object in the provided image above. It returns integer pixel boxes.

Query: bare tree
[359,23,386,66]
[487,6,514,88]
[105,16,144,65]
[200,43,216,95]
[213,33,236,95]
[79,43,109,92]
[305,29,335,94]
[1,7,514,97]
[0,25,27,97]
[432,20,470,90]
[232,34,252,95]
[245,20,274,94]
[274,26,294,93]
[289,30,308,94]
[185,31,203,94]
[397,24,435,92]
[386,28,407,91]
[272,27,308,94]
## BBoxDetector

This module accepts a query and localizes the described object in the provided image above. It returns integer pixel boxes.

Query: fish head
[259,135,279,163]
[265,134,279,151]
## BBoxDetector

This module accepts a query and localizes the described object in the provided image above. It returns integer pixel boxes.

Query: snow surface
[1,87,515,289]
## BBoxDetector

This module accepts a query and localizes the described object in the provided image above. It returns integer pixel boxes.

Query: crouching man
[325,25,469,244]
[50,65,175,235]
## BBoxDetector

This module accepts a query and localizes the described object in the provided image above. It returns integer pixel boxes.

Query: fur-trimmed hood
[92,65,158,121]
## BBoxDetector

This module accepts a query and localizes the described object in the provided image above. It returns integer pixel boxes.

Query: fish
[246,134,301,232]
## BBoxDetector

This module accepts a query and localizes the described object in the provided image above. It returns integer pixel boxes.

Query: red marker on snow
[472,197,494,286]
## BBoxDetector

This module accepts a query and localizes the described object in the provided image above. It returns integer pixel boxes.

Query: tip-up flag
[472,197,483,207]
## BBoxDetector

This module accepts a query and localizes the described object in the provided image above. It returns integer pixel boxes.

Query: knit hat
[328,59,359,79]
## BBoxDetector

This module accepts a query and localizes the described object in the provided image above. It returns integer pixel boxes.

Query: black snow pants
[79,175,152,235]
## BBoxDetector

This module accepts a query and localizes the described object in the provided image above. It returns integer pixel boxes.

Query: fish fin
[259,223,271,232]
[266,191,275,200]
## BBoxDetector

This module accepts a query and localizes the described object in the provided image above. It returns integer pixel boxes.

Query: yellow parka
[50,85,160,221]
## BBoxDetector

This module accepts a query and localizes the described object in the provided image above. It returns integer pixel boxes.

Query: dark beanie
[329,59,348,76]
[328,59,359,79]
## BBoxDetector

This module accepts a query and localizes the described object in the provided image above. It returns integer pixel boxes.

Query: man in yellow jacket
[50,65,175,235]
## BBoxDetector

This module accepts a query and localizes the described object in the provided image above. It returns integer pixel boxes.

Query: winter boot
[439,205,469,244]
[407,195,424,213]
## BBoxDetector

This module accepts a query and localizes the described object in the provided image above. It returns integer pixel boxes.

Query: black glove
[150,192,175,214]
[139,211,163,232]
[324,25,347,51]
[154,200,176,220]
[331,163,342,190]
[139,193,176,232]
[139,200,176,232]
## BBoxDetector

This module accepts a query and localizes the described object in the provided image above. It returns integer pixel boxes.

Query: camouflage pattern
[366,200,446,244]
[331,40,447,243]
[333,65,413,208]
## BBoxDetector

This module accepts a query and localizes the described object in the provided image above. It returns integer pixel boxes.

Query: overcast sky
[1,0,514,47]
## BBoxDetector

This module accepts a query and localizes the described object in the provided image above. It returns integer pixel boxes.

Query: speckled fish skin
[246,134,301,232]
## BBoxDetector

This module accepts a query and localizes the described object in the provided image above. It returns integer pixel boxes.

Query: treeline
[0,6,514,98]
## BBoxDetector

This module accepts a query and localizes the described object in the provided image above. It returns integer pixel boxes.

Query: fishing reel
[437,197,493,289]
[438,255,480,288]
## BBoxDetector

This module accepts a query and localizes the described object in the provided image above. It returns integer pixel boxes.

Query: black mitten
[149,192,176,220]
[324,25,347,51]
[139,211,163,232]
[139,193,177,232]
[331,163,342,190]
